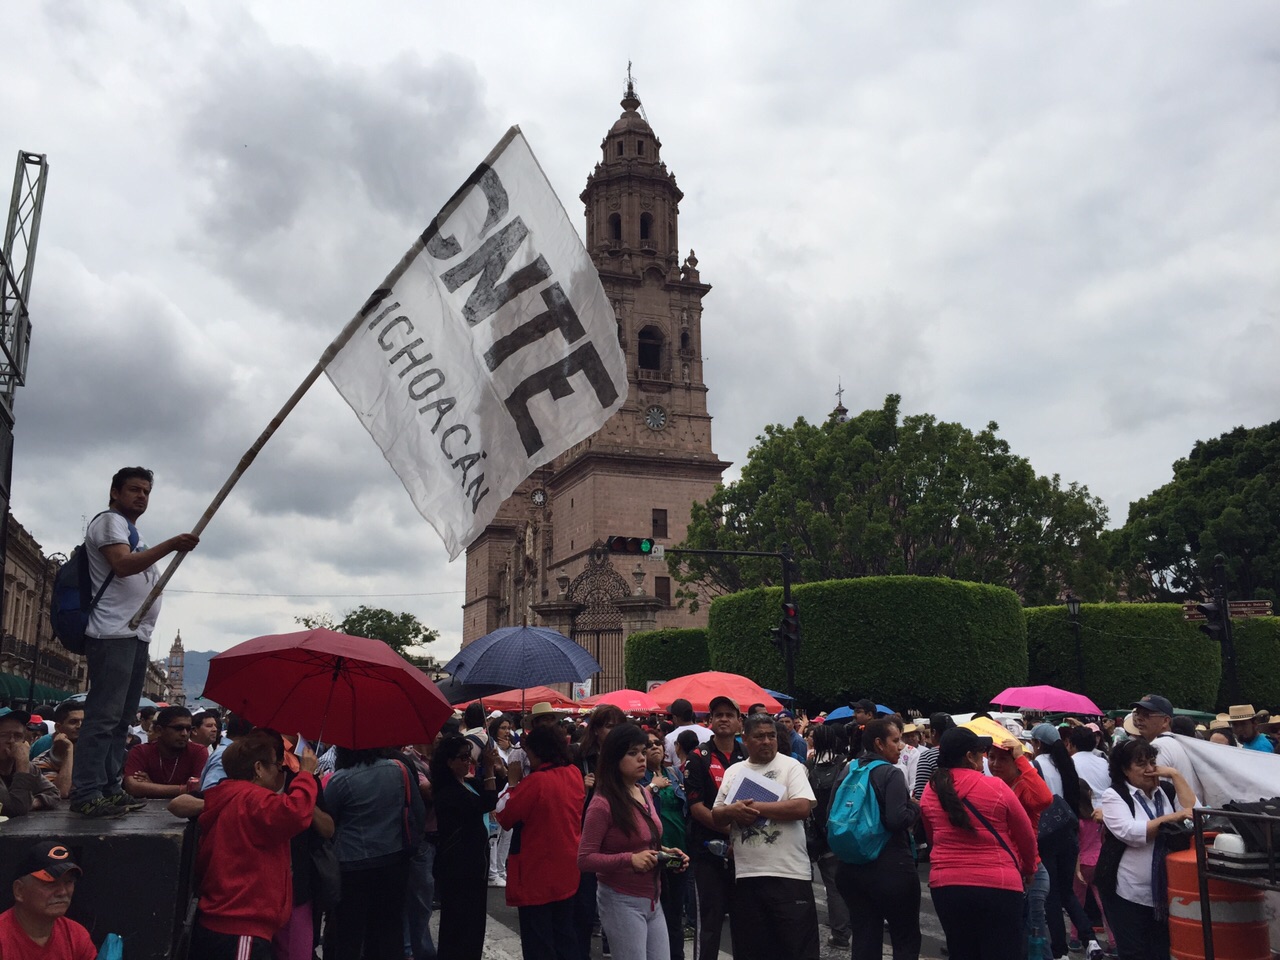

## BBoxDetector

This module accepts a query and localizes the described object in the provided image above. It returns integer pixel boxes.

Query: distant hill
[179,650,219,705]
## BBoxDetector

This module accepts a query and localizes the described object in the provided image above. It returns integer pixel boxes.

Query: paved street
[474,862,947,960]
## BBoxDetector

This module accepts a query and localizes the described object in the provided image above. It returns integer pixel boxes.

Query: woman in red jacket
[921,727,1037,960]
[193,730,318,960]
[987,734,1053,959]
[495,724,586,960]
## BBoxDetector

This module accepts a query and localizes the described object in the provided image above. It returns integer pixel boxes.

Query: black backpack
[49,511,138,654]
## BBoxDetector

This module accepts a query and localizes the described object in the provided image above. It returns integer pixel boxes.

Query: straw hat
[1122,712,1140,737]
[1209,717,1230,732]
[1227,704,1263,723]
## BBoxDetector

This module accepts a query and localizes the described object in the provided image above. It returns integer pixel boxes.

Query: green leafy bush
[1025,604,1221,712]
[707,576,1027,713]
[1223,617,1280,711]
[625,628,710,689]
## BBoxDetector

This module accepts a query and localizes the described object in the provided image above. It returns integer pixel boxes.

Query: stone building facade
[0,513,85,703]
[461,83,729,692]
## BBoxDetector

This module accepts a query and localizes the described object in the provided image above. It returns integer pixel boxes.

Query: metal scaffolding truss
[0,150,49,420]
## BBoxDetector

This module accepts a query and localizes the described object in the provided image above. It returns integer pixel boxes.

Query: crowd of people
[2,688,1277,960]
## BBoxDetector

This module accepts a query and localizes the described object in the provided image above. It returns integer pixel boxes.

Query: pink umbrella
[580,688,662,714]
[991,685,1102,715]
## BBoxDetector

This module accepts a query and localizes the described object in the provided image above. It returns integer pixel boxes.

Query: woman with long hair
[488,714,515,887]
[578,723,688,960]
[1095,738,1197,960]
[431,733,500,960]
[325,746,424,960]
[809,722,852,950]
[832,717,921,960]
[921,727,1038,960]
[572,704,625,959]
[1028,724,1094,959]
[496,724,585,960]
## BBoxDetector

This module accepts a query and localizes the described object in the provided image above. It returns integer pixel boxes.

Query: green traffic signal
[606,536,654,554]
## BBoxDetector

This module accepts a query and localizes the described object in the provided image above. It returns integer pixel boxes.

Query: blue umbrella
[825,705,853,721]
[764,688,794,702]
[877,703,894,716]
[442,625,601,689]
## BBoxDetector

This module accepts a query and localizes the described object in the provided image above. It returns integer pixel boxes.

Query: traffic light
[1197,600,1227,642]
[780,601,801,648]
[605,536,654,555]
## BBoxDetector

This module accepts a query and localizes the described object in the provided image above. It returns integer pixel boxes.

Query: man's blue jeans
[71,637,150,805]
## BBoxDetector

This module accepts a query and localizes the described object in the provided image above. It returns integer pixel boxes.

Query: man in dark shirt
[684,695,746,960]
[123,705,206,799]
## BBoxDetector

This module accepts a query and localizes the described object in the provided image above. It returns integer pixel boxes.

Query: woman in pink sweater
[577,723,688,960]
[921,727,1037,960]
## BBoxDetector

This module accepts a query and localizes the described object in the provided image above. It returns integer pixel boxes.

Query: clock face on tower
[530,488,547,507]
[644,405,668,431]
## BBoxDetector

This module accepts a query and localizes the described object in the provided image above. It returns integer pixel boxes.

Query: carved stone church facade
[461,84,729,692]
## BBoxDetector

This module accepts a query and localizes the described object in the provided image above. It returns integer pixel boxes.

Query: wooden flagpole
[127,241,426,630]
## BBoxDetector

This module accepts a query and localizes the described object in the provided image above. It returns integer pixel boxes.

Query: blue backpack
[49,511,138,655]
[827,758,889,864]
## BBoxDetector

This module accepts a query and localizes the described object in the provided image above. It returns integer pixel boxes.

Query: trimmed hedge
[1025,604,1221,712]
[706,576,1027,713]
[625,628,710,689]
[1222,616,1280,711]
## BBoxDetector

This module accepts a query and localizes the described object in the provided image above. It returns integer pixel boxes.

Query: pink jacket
[921,767,1037,893]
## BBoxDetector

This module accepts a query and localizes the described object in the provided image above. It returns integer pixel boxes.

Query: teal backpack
[826,758,889,864]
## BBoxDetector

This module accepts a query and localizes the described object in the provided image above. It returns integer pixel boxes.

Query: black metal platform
[0,805,196,960]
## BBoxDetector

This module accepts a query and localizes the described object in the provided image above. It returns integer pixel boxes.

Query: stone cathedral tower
[167,630,186,706]
[460,81,729,692]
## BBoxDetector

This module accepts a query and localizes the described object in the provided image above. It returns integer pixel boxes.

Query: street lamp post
[1066,593,1084,694]
[27,551,66,711]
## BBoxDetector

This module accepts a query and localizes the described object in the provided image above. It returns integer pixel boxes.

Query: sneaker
[72,797,127,819]
[106,793,148,812]
[827,935,851,948]
[487,877,506,887]
[1069,941,1083,953]
[683,926,695,942]
[1086,941,1103,960]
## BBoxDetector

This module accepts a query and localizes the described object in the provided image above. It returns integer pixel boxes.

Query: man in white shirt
[664,697,711,767]
[70,468,199,819]
[1130,694,1207,802]
[713,711,818,960]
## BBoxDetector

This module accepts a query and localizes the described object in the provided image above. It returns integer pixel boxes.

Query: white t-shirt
[665,722,712,768]
[85,511,160,641]
[713,752,815,881]
[1073,750,1111,799]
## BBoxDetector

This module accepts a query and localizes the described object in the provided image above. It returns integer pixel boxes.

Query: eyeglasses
[165,724,193,732]
[646,741,663,748]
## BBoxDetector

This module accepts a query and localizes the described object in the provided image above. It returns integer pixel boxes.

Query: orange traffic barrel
[1166,848,1270,960]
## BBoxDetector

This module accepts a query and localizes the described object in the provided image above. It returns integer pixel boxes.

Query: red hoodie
[196,773,317,940]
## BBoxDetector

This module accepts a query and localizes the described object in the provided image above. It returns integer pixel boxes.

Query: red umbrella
[578,688,663,714]
[991,685,1103,716]
[462,685,576,712]
[649,672,783,714]
[203,628,453,749]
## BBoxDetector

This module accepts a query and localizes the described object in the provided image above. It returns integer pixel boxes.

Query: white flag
[326,127,627,559]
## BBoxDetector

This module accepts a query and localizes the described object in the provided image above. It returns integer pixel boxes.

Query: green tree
[294,606,439,657]
[1110,421,1280,602]
[670,395,1109,609]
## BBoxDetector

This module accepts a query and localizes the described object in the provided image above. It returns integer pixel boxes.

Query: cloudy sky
[5,2,1277,668]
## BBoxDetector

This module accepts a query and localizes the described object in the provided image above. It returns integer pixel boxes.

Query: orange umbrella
[464,685,576,712]
[648,672,783,714]
[578,688,662,714]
